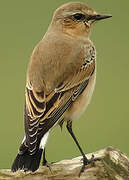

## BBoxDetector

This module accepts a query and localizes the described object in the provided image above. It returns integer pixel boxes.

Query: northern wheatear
[11,2,112,175]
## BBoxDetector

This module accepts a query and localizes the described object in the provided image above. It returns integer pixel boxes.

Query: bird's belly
[64,70,96,121]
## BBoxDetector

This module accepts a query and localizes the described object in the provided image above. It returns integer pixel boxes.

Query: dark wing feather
[21,86,61,155]
[37,79,89,140]
[21,87,46,155]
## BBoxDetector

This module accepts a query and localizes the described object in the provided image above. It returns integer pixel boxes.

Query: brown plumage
[11,2,111,174]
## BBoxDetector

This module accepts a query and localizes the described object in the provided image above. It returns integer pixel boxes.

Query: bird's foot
[79,154,101,177]
[42,160,53,173]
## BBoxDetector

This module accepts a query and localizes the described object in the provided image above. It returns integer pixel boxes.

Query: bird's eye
[73,13,85,21]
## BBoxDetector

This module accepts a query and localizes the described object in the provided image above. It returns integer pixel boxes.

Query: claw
[42,161,53,174]
[79,154,101,177]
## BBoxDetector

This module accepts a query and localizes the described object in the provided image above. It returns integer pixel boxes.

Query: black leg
[42,149,53,173]
[66,121,98,176]
[42,148,48,166]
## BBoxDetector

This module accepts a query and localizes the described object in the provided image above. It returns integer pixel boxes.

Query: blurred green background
[0,0,129,169]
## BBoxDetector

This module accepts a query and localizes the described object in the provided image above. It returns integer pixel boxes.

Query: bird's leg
[42,148,48,166]
[66,121,99,176]
[42,149,53,173]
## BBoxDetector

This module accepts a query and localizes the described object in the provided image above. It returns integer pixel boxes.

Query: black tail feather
[11,149,43,172]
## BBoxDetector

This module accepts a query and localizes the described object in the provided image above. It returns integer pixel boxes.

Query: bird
[11,1,112,175]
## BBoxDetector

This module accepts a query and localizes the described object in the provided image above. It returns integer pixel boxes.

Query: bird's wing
[20,83,45,154]
[37,43,96,142]
[21,43,95,155]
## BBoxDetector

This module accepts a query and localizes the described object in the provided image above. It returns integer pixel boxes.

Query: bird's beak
[88,14,112,21]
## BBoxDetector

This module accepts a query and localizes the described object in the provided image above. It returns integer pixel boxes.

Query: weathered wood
[0,147,129,180]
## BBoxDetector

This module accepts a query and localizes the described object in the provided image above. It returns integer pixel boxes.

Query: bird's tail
[11,149,43,172]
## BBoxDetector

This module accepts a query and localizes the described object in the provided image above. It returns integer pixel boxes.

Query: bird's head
[51,2,112,38]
